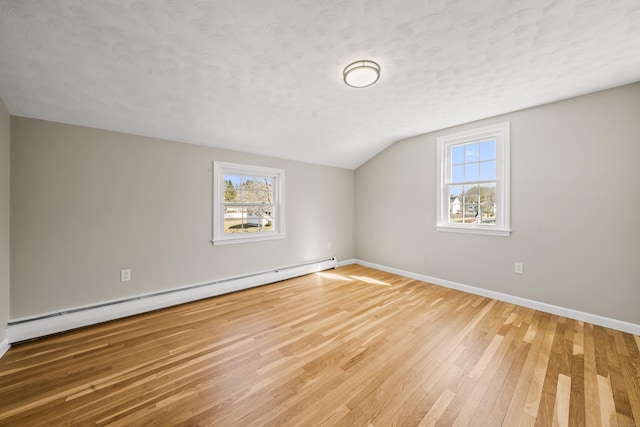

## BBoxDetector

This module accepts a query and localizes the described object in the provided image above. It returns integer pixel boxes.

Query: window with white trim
[436,122,510,236]
[213,161,285,245]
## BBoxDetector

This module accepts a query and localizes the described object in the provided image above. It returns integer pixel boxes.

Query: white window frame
[436,122,511,237]
[212,161,285,246]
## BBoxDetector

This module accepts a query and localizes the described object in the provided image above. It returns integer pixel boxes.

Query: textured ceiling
[1,0,639,169]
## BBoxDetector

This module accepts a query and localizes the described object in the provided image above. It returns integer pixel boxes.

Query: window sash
[436,122,510,236]
[213,162,285,245]
[223,204,275,234]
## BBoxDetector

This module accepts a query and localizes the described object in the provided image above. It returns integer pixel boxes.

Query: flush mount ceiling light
[343,60,380,88]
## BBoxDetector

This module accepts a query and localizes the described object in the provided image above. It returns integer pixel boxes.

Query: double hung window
[213,161,285,245]
[436,122,510,236]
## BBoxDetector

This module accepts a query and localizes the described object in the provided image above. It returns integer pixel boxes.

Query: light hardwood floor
[1,265,638,426]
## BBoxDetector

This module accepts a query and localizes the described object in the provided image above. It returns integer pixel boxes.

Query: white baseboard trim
[0,338,9,359]
[353,259,640,336]
[7,257,337,344]
[337,258,356,268]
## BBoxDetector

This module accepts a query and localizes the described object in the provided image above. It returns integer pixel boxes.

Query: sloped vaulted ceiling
[0,0,639,169]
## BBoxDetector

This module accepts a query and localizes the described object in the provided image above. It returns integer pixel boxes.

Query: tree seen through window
[223,175,274,233]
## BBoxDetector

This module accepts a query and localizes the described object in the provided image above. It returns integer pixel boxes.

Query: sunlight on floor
[349,275,390,286]
[316,271,391,286]
[316,272,353,282]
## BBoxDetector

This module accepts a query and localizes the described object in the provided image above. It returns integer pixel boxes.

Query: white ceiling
[1,0,639,169]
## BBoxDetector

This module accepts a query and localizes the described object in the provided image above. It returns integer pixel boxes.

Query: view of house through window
[448,140,497,224]
[223,174,274,234]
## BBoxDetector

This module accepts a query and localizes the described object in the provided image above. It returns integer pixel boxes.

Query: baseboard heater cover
[7,257,337,344]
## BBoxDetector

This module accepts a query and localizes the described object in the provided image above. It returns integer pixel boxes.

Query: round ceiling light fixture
[343,60,380,88]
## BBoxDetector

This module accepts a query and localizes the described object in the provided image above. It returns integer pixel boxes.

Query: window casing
[213,161,285,245]
[436,122,510,236]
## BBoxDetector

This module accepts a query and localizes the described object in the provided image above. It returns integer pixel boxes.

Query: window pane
[247,205,271,228]
[223,205,245,234]
[256,206,274,231]
[463,184,479,222]
[241,176,255,188]
[451,165,464,183]
[480,140,496,161]
[462,203,478,223]
[463,184,479,204]
[465,143,479,162]
[448,185,463,223]
[479,160,496,180]
[224,205,275,234]
[252,190,271,204]
[224,174,275,204]
[223,175,240,202]
[465,163,479,181]
[241,177,258,202]
[452,145,464,165]
[479,183,496,203]
[479,183,496,223]
[223,174,240,186]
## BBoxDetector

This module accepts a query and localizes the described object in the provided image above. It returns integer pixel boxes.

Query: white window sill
[212,233,286,246]
[436,225,511,237]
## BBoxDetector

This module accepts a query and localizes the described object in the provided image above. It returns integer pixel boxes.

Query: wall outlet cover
[120,269,131,282]
[514,263,524,274]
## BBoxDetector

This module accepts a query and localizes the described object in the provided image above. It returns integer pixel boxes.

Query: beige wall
[10,118,355,318]
[355,83,640,325]
[0,99,9,342]
[8,83,640,327]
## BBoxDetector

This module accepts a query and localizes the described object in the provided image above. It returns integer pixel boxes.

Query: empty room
[0,1,639,426]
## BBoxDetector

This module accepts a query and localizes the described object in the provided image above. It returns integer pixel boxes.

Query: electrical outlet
[120,269,131,282]
[327,242,332,250]
[514,262,523,274]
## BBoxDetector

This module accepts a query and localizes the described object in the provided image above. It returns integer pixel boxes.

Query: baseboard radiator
[7,257,337,344]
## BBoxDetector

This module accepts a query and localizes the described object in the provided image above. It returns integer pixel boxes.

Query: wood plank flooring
[0,265,638,426]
